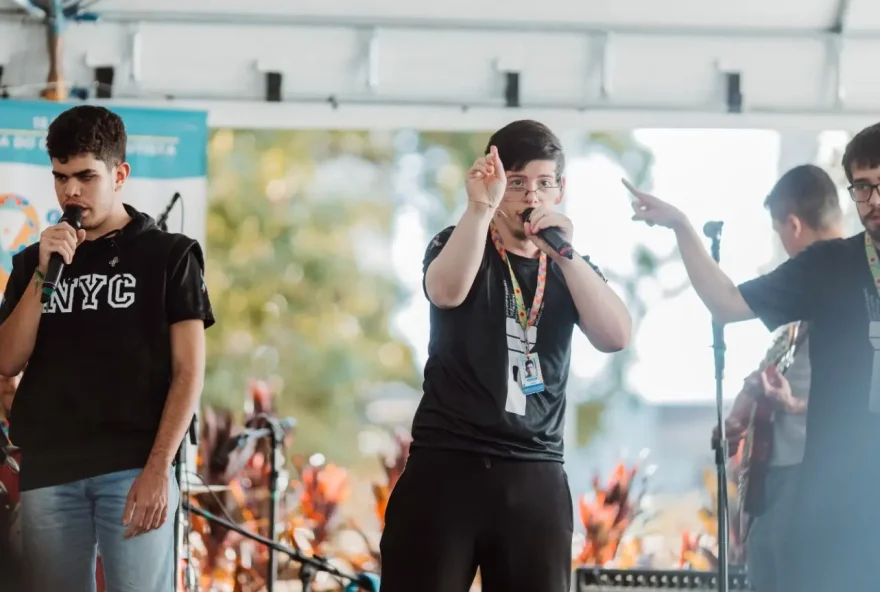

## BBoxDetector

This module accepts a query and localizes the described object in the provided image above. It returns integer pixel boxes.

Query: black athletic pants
[379,448,573,592]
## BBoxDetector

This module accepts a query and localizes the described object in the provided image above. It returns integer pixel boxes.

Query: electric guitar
[736,321,807,542]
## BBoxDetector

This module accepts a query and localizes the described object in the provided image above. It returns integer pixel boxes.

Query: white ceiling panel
[30,0,860,33]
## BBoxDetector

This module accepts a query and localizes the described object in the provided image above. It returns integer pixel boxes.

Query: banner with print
[0,100,208,297]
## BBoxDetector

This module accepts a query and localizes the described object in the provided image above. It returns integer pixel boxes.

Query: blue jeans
[20,467,179,592]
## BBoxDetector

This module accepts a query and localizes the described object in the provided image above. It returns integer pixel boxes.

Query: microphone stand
[157,192,182,232]
[214,414,292,592]
[704,220,729,592]
[173,416,199,592]
[300,563,317,592]
[263,416,286,592]
[181,502,377,591]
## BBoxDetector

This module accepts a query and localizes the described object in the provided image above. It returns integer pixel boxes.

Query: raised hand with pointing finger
[621,178,687,229]
[466,145,507,211]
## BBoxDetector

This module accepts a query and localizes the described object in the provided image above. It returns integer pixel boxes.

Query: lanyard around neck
[489,222,548,335]
[865,232,880,297]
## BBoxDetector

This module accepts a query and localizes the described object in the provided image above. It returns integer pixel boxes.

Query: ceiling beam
[2,8,880,41]
[98,98,880,132]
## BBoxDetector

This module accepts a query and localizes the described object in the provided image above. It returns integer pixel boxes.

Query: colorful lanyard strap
[866,232,880,297]
[489,222,548,351]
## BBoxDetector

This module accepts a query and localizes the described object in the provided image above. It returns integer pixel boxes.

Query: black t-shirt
[1,206,215,490]
[411,226,605,461]
[738,232,880,527]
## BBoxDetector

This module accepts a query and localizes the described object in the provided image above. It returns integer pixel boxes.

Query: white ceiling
[0,0,871,34]
[2,0,877,131]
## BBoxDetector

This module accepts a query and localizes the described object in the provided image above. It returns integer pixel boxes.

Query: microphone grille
[520,207,534,222]
[62,205,84,229]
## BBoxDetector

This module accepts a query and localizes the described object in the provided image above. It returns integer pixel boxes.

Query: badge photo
[519,354,545,395]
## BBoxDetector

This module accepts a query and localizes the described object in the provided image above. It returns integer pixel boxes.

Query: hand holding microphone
[521,206,575,260]
[39,205,85,304]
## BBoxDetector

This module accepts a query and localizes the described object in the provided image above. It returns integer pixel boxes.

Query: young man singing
[624,128,880,592]
[380,120,632,592]
[0,105,214,592]
[721,165,844,591]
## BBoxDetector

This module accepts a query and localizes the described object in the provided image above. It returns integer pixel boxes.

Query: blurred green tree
[204,129,419,461]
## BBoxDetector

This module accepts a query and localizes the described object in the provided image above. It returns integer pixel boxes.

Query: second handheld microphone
[520,207,574,260]
[41,205,83,304]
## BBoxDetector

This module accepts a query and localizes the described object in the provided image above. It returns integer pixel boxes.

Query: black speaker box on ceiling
[504,71,520,108]
[95,66,115,99]
[265,72,282,102]
[725,72,742,113]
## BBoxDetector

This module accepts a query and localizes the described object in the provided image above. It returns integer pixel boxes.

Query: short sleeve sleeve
[737,241,828,331]
[166,242,215,329]
[0,252,33,326]
[422,226,454,275]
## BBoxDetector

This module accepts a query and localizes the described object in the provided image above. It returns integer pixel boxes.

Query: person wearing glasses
[380,120,632,592]
[623,124,880,592]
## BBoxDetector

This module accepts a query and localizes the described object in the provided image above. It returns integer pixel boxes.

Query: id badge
[518,353,545,395]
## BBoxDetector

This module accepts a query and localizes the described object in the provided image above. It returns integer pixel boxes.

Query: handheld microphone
[702,220,724,240]
[521,207,574,259]
[41,205,83,304]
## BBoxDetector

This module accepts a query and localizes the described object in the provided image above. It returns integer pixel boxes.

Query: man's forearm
[0,272,45,376]
[558,255,631,352]
[144,371,202,473]
[673,221,754,324]
[424,202,494,309]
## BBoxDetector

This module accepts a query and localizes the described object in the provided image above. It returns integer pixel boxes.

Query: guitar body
[737,399,773,542]
[736,322,806,545]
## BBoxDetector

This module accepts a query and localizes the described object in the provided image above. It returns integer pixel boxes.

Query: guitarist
[723,165,844,592]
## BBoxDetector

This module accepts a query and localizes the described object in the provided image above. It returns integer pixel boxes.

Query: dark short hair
[486,120,564,180]
[46,105,127,167]
[763,164,841,230]
[842,123,880,183]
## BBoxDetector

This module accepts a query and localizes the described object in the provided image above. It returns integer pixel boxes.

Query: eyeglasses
[503,186,562,201]
[848,182,880,202]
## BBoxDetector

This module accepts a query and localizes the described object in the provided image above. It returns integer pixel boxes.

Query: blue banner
[0,100,208,179]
